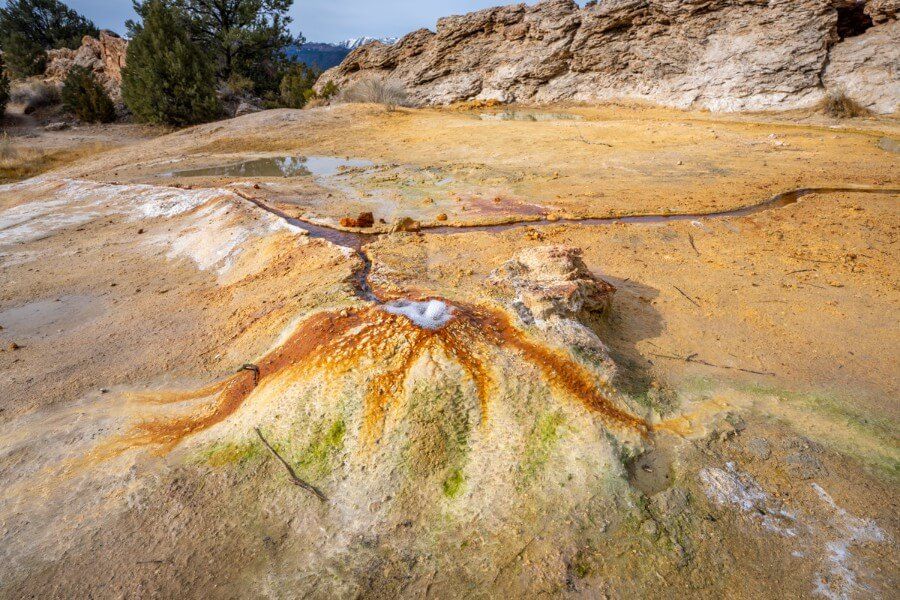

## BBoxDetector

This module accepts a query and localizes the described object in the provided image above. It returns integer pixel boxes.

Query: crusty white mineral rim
[382,299,454,329]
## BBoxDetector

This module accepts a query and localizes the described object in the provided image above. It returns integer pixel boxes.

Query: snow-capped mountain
[339,37,399,50]
[289,37,398,70]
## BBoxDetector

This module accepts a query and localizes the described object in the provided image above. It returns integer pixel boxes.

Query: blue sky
[61,0,536,43]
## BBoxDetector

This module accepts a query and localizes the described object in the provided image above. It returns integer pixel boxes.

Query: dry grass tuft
[821,90,871,118]
[0,134,16,160]
[339,78,411,111]
[304,97,328,109]
[0,141,108,184]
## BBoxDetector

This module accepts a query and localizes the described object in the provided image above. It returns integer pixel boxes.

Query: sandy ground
[0,103,897,598]
[64,104,899,227]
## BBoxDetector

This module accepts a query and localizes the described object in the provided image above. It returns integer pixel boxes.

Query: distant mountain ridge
[288,37,397,71]
[340,36,399,50]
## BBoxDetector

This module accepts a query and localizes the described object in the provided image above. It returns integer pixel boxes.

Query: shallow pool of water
[877,137,899,153]
[163,156,373,179]
[478,111,583,122]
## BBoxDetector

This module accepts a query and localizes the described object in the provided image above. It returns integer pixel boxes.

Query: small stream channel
[238,187,899,303]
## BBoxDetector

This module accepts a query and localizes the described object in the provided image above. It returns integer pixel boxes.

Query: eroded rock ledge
[318,0,898,113]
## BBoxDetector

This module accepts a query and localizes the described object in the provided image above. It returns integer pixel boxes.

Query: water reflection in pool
[478,111,584,122]
[163,156,373,178]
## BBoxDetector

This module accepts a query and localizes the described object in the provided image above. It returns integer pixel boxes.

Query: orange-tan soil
[0,103,897,599]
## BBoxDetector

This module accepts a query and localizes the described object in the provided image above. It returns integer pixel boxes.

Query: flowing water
[92,184,899,457]
[240,186,900,302]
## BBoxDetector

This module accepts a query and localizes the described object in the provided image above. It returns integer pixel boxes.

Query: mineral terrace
[0,2,898,600]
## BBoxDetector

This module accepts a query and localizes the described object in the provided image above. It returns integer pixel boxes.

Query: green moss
[198,439,262,467]
[571,551,593,578]
[680,378,900,481]
[519,411,565,487]
[403,383,473,495]
[295,419,346,479]
[443,468,465,499]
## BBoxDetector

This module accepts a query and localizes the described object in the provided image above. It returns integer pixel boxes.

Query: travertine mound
[318,0,898,113]
[45,31,127,104]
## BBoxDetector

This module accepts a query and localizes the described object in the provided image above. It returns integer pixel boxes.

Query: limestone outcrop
[45,31,127,104]
[318,0,898,113]
[824,19,899,114]
[491,245,618,376]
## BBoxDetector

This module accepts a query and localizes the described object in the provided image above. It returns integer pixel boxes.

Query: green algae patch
[680,377,900,481]
[197,438,263,467]
[294,418,346,480]
[394,382,474,505]
[442,468,465,499]
[518,411,566,487]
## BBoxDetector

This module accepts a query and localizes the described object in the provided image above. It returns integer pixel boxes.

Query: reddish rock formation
[45,31,128,104]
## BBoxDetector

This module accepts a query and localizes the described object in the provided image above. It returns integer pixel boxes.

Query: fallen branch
[238,363,260,385]
[673,285,700,308]
[688,233,700,256]
[255,427,327,502]
[648,352,774,376]
[792,255,837,264]
[572,127,613,147]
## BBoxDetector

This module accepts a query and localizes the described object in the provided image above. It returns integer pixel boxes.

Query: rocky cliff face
[45,31,128,104]
[318,0,898,113]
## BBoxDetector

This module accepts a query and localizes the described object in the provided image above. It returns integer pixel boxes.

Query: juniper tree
[121,1,220,126]
[0,0,98,78]
[131,0,301,97]
[61,66,115,122]
[279,62,318,108]
[0,55,9,115]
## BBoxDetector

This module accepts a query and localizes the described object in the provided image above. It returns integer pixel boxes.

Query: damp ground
[0,102,897,598]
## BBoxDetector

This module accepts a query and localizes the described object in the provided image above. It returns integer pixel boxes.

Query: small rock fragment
[389,217,421,233]
[340,212,375,228]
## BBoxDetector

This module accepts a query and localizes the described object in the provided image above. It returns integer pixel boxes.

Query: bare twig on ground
[136,559,169,565]
[571,127,613,147]
[673,285,700,307]
[785,269,815,275]
[688,233,700,256]
[648,351,774,376]
[793,255,837,264]
[238,363,260,384]
[255,427,328,502]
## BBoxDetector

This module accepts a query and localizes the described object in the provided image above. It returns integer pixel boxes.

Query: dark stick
[648,352,774,376]
[254,427,327,502]
[673,285,700,307]
[238,363,260,384]
[574,127,613,147]
[688,233,700,256]
[793,256,838,264]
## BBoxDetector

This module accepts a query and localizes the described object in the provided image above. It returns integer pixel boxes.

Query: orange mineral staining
[105,298,649,458]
